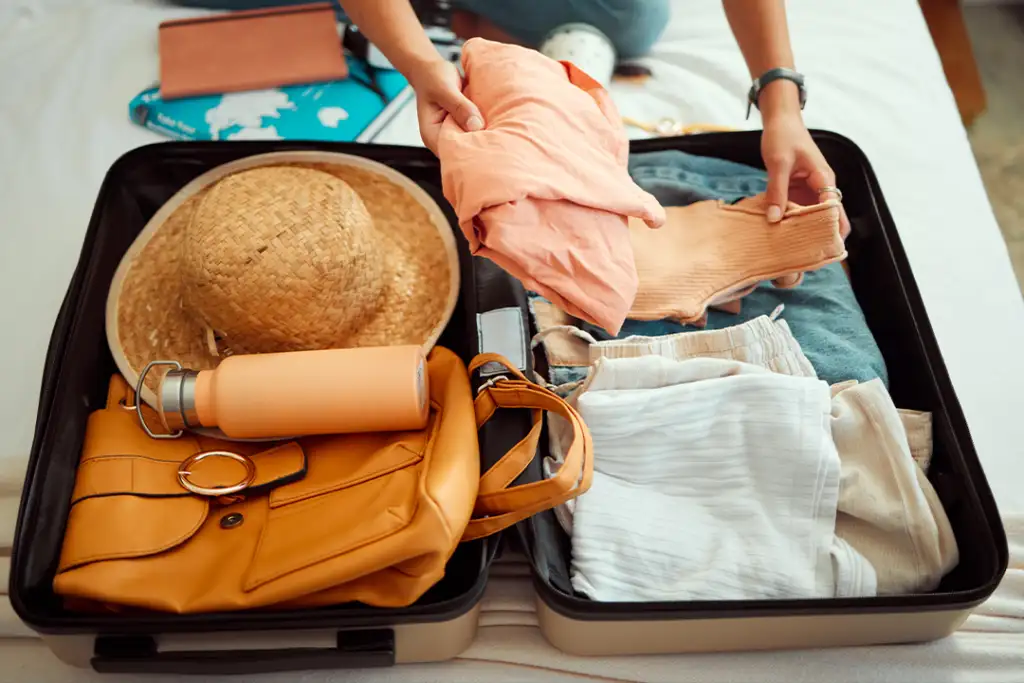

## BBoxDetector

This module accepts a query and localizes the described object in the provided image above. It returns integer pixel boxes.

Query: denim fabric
[533,150,888,388]
[170,1,670,59]
[170,0,336,9]
[628,150,773,206]
[454,0,670,59]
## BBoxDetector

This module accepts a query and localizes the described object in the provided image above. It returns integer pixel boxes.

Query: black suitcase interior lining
[11,142,495,635]
[517,131,1008,619]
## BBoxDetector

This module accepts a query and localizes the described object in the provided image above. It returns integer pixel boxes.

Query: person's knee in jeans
[455,0,671,59]
[169,0,670,60]
[168,0,314,8]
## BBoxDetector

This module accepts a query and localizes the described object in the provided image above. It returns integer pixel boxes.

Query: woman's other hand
[408,58,484,154]
[335,1,485,154]
[761,112,851,238]
[721,0,850,238]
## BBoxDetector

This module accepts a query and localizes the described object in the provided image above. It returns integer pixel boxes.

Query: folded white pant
[533,309,817,390]
[545,313,817,533]
[568,356,876,602]
[585,313,815,377]
[830,379,958,594]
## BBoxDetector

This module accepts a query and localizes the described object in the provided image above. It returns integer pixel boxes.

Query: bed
[1,0,1023,680]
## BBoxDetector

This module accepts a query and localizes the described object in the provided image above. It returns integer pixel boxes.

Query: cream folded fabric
[531,307,816,390]
[545,318,954,598]
[899,408,934,473]
[567,356,875,602]
[830,379,958,594]
[584,311,816,379]
[544,312,818,533]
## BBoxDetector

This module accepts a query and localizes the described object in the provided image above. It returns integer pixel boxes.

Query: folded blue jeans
[530,150,888,388]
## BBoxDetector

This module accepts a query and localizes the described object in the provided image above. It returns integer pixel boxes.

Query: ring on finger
[817,185,843,201]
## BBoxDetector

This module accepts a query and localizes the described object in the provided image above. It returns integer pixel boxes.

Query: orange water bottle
[153,345,429,439]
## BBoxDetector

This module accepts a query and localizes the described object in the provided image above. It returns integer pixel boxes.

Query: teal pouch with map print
[129,55,411,142]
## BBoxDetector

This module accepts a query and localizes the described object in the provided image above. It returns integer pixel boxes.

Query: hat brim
[107,151,460,410]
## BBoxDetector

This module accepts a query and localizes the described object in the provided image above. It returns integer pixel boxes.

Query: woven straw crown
[180,166,388,357]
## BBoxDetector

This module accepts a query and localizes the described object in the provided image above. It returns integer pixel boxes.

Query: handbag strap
[461,353,593,542]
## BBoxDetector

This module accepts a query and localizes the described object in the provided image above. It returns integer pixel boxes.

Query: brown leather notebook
[159,2,348,101]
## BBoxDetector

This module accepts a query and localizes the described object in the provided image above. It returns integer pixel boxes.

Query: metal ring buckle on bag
[130,360,184,440]
[178,450,257,497]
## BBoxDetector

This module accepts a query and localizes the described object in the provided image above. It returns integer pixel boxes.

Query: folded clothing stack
[567,355,866,601]
[530,149,888,389]
[440,40,852,342]
[546,313,958,602]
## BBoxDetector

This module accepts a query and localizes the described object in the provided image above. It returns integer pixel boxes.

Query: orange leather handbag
[53,348,592,613]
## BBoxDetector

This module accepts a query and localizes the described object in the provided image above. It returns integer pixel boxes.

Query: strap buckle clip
[477,375,509,395]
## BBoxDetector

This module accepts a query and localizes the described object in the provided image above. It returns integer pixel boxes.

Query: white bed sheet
[1,0,1022,680]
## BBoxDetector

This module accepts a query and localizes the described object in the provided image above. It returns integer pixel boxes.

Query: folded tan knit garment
[713,299,744,315]
[628,194,847,323]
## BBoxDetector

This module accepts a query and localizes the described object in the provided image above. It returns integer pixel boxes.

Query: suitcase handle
[91,629,394,675]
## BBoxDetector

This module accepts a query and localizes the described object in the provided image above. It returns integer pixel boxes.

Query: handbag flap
[58,377,307,573]
[73,376,307,502]
[268,428,429,508]
[58,495,210,573]
[70,441,307,503]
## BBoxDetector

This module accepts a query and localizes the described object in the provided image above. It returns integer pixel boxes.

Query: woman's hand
[335,1,484,153]
[720,0,850,237]
[407,58,484,154]
[761,112,851,238]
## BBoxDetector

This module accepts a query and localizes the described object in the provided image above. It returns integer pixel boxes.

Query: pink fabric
[438,38,665,335]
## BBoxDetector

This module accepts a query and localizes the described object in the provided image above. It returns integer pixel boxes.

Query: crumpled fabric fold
[439,38,664,335]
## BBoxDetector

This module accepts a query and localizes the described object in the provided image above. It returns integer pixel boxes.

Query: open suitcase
[511,132,1011,654]
[9,132,1009,673]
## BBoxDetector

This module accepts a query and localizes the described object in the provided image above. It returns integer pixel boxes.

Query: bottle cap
[159,368,201,433]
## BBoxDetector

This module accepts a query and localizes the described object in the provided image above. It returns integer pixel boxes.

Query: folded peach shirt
[438,38,665,335]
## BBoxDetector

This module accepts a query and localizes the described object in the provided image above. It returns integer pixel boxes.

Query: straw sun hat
[107,151,460,409]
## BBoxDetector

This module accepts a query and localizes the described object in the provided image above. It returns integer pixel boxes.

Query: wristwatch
[747,67,807,119]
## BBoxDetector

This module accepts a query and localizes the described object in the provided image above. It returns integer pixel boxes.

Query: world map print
[130,57,409,143]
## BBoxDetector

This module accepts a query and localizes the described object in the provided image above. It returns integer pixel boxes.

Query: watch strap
[747,67,806,119]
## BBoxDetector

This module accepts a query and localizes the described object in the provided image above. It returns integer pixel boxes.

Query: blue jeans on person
[454,0,670,58]
[170,0,671,59]
[534,150,889,389]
